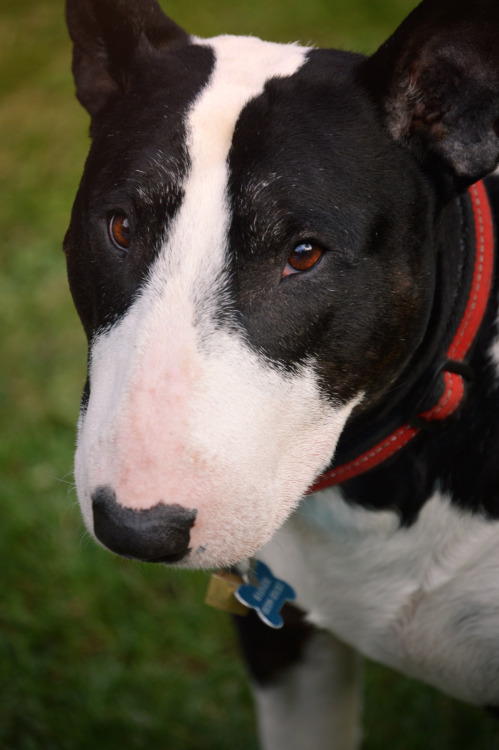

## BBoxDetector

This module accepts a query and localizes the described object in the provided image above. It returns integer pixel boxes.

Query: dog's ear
[358,0,499,191]
[66,0,188,118]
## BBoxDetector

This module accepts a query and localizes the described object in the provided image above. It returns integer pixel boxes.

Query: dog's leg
[234,607,362,750]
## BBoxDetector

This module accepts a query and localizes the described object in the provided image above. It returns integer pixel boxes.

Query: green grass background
[2,1,499,748]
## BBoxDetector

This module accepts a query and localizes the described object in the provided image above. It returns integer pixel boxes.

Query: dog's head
[65,0,499,568]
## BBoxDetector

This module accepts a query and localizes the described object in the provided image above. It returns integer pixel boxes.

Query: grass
[1,0,499,747]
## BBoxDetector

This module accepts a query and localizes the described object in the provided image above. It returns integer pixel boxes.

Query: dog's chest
[258,485,499,704]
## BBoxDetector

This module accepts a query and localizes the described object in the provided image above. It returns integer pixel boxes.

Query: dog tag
[235,560,296,629]
[205,571,250,616]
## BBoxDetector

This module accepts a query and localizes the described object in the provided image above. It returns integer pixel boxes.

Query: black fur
[233,604,316,685]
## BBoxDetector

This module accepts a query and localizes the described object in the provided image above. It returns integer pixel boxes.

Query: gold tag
[205,571,249,616]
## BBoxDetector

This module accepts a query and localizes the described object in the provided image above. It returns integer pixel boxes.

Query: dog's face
[65,0,499,568]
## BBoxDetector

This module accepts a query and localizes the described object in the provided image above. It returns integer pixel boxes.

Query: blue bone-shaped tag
[235,560,296,629]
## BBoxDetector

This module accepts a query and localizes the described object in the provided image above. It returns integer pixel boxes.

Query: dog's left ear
[358,0,499,191]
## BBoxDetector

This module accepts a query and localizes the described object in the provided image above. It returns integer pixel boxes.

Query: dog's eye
[283,243,323,277]
[109,214,131,251]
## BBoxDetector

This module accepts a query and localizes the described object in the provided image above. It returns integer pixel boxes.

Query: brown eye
[109,214,131,251]
[283,243,323,277]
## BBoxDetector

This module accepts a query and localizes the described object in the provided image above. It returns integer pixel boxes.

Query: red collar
[310,180,495,493]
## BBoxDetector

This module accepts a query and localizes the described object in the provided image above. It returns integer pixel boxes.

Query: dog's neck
[316,181,494,485]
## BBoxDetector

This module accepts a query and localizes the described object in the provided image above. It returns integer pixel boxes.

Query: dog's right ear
[66,0,188,118]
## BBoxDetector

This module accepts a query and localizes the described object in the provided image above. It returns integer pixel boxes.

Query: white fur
[254,631,362,750]
[258,488,499,704]
[75,35,361,568]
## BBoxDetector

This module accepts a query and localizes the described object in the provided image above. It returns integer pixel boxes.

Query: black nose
[91,486,197,563]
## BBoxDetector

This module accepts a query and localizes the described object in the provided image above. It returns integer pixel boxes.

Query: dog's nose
[91,485,197,563]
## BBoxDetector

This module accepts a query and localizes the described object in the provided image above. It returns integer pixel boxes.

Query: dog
[64,0,499,746]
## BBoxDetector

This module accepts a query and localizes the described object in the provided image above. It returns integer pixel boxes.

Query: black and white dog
[65,0,499,746]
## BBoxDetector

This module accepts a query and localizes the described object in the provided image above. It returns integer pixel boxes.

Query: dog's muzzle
[91,486,197,563]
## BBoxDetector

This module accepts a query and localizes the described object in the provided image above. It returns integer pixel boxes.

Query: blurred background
[2,0,499,747]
